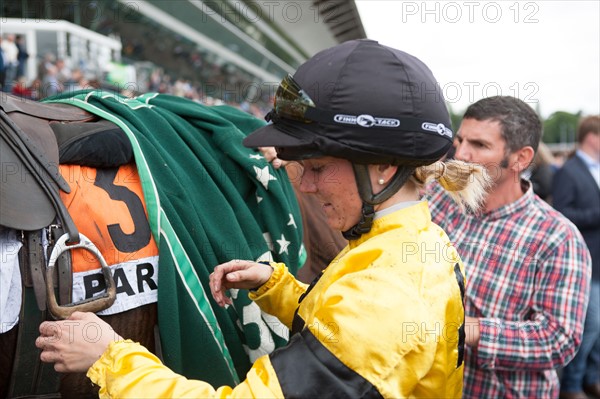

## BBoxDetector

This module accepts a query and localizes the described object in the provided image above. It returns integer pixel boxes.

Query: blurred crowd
[1,32,269,119]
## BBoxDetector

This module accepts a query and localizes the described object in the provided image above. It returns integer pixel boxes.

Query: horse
[0,91,304,398]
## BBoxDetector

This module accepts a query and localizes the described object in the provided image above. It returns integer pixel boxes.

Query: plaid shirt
[427,181,591,398]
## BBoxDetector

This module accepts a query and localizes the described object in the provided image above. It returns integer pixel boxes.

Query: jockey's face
[298,156,362,232]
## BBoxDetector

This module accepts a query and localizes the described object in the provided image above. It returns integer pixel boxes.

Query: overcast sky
[355,0,600,118]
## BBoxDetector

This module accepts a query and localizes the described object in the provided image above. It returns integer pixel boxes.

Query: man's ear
[510,146,535,173]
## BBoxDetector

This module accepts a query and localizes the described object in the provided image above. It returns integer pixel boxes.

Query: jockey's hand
[210,260,274,307]
[36,311,122,373]
[259,146,286,169]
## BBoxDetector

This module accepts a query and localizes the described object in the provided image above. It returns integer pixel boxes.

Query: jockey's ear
[368,164,398,195]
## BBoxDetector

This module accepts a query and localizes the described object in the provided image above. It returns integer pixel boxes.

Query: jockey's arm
[88,340,285,398]
[94,263,308,398]
[86,263,311,398]
[38,262,310,398]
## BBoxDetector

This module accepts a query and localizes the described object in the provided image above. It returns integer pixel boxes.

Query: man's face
[586,132,600,158]
[454,118,510,183]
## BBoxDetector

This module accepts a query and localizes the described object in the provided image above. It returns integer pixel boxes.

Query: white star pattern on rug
[253,165,277,189]
[298,243,305,258]
[263,232,274,252]
[287,213,297,229]
[276,234,291,255]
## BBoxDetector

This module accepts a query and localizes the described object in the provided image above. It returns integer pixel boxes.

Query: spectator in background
[38,52,56,86]
[40,64,62,98]
[63,68,93,93]
[553,115,600,399]
[55,58,72,88]
[427,96,592,398]
[15,34,28,79]
[27,78,43,100]
[0,37,5,92]
[524,141,556,202]
[1,34,19,92]
[11,76,34,99]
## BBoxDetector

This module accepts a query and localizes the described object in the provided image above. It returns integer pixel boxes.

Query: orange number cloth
[59,164,159,314]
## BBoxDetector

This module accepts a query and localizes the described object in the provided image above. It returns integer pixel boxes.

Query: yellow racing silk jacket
[87,201,465,398]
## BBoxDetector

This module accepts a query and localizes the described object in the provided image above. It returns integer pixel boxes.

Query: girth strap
[18,227,72,312]
[8,231,61,398]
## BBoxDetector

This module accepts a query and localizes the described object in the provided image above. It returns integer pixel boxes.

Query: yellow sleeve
[248,262,308,329]
[87,340,284,399]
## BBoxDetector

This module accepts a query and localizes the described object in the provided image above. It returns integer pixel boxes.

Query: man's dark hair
[463,96,542,153]
[577,115,600,144]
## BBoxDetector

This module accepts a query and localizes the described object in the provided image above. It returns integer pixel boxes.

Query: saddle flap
[8,113,61,168]
[0,134,57,230]
[1,94,75,191]
[0,94,85,241]
[0,100,60,229]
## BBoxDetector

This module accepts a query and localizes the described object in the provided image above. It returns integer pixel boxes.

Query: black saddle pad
[51,119,133,167]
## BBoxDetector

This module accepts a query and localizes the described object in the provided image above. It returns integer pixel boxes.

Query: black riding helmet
[244,39,453,239]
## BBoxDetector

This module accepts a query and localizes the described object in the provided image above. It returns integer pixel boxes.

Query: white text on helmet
[422,122,453,138]
[333,114,401,128]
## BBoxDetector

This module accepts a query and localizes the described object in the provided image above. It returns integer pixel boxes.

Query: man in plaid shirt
[428,96,592,398]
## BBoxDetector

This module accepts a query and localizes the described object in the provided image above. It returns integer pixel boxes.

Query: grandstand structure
[1,18,123,84]
[2,0,366,106]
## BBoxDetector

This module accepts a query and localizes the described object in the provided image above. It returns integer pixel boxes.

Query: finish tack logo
[422,122,453,138]
[334,114,401,128]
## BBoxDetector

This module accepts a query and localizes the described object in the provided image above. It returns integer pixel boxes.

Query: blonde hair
[413,160,491,211]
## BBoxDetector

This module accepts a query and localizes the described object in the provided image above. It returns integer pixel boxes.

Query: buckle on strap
[45,233,116,320]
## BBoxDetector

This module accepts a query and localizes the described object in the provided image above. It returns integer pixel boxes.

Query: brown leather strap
[24,229,47,311]
[9,231,61,398]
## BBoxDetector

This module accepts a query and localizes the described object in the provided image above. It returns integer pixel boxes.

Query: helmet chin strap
[342,165,415,240]
[341,202,375,241]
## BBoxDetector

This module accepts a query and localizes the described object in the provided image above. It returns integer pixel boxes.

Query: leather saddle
[0,93,117,318]
[0,94,94,233]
